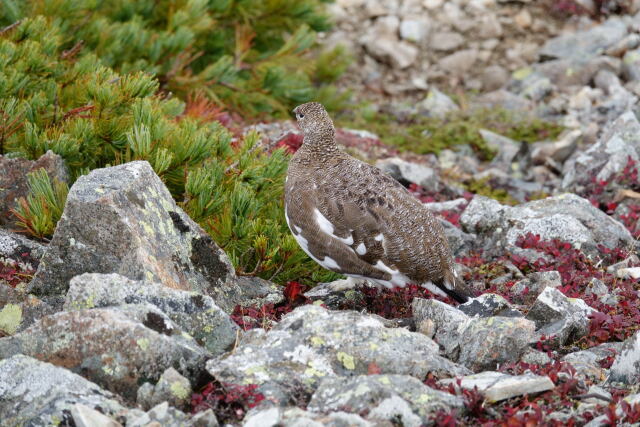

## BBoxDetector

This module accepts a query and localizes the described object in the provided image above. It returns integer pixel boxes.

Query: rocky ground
[3,2,640,427]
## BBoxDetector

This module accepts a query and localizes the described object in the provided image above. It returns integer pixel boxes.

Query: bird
[284,102,470,303]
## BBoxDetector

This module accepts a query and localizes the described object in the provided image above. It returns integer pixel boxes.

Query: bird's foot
[324,276,370,292]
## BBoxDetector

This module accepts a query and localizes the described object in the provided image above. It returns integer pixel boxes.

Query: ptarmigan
[284,102,469,303]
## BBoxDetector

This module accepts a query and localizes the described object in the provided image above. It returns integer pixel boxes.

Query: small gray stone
[521,349,552,366]
[71,403,122,427]
[137,382,155,409]
[150,367,192,411]
[416,88,459,118]
[430,31,465,51]
[437,49,478,74]
[562,342,622,381]
[511,271,562,305]
[375,157,441,190]
[439,371,554,402]
[458,316,536,371]
[585,278,609,297]
[527,287,596,347]
[531,130,581,166]
[190,409,219,427]
[623,49,640,82]
[399,19,430,43]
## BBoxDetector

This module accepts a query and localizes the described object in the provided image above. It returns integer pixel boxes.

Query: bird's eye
[297,113,304,119]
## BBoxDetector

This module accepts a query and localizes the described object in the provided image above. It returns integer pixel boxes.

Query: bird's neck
[298,131,340,159]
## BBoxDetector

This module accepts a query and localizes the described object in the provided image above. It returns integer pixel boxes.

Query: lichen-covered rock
[243,407,371,427]
[413,298,535,371]
[439,371,554,402]
[562,342,623,382]
[610,330,640,384]
[137,367,192,411]
[207,305,469,405]
[0,150,69,227]
[308,375,463,426]
[458,316,536,371]
[27,161,242,312]
[0,355,140,426]
[526,287,596,347]
[413,298,470,359]
[0,305,209,400]
[64,273,239,355]
[0,293,57,335]
[460,194,633,257]
[562,111,640,193]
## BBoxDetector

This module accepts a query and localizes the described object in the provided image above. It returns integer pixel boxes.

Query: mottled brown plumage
[285,102,469,302]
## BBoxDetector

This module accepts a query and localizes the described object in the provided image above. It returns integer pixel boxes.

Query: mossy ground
[336,104,564,161]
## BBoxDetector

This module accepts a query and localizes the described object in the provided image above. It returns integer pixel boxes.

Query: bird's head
[293,102,335,141]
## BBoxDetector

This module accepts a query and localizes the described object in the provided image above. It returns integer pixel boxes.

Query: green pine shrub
[0,17,337,284]
[1,0,344,117]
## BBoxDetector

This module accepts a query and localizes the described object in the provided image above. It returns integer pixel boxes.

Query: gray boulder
[27,161,241,312]
[308,375,463,426]
[0,305,209,400]
[413,298,535,371]
[526,287,596,347]
[207,305,469,405]
[64,273,239,355]
[0,150,69,227]
[563,111,640,193]
[539,17,627,61]
[460,194,634,257]
[375,157,441,190]
[610,330,640,384]
[0,355,141,426]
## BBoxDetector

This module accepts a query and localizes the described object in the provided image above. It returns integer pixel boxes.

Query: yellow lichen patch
[369,342,379,351]
[337,352,356,370]
[137,338,150,350]
[377,376,391,385]
[170,381,190,400]
[0,303,22,335]
[417,393,433,404]
[310,336,325,347]
[304,364,326,378]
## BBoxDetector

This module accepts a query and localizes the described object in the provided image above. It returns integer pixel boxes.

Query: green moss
[0,303,22,335]
[464,177,519,206]
[336,106,563,161]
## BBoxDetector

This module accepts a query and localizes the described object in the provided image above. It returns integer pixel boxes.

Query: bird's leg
[325,276,370,292]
